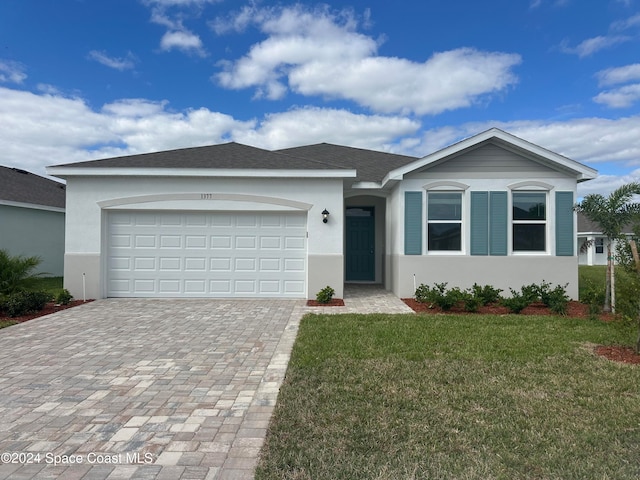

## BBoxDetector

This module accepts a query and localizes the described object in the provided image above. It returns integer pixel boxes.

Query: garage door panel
[211,236,232,249]
[186,214,208,227]
[111,235,131,248]
[185,235,207,248]
[159,279,181,293]
[134,235,156,248]
[134,257,156,270]
[160,235,181,248]
[107,211,307,298]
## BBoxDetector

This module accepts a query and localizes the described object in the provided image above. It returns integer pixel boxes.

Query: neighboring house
[0,166,66,276]
[47,128,597,300]
[577,212,635,266]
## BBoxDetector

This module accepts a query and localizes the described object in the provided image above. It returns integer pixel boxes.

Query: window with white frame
[427,192,462,251]
[512,192,546,251]
[595,238,604,254]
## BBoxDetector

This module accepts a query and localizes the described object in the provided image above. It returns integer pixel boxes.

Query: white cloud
[144,1,208,56]
[3,83,640,199]
[233,107,420,151]
[0,59,27,84]
[88,50,137,71]
[593,84,640,108]
[214,5,521,116]
[0,86,416,176]
[561,12,640,58]
[576,170,640,199]
[409,117,640,182]
[596,63,640,86]
[611,12,640,31]
[160,30,205,55]
[561,35,631,57]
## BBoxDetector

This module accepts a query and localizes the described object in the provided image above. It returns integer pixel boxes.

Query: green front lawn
[256,313,640,480]
[30,276,64,296]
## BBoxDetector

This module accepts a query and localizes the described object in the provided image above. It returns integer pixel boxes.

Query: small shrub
[461,290,482,312]
[316,286,335,304]
[581,279,604,317]
[415,283,435,304]
[438,285,463,311]
[0,291,51,317]
[414,283,460,310]
[56,289,73,305]
[501,288,531,314]
[545,283,570,315]
[415,283,443,306]
[520,283,540,304]
[470,283,503,305]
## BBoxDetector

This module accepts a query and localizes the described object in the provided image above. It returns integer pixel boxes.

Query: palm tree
[574,182,640,313]
[0,249,43,296]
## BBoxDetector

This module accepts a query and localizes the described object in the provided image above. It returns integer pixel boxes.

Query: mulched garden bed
[403,298,639,365]
[306,298,345,307]
[0,300,94,324]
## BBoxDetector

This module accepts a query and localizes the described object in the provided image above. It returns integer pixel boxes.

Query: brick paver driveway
[0,298,304,480]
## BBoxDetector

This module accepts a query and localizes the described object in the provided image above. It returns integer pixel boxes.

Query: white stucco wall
[386,162,581,299]
[62,175,345,299]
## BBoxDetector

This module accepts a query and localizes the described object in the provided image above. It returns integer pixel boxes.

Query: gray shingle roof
[0,166,65,209]
[276,143,418,183]
[51,142,353,171]
[577,212,635,234]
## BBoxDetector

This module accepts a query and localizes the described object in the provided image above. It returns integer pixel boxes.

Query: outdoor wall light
[322,209,330,223]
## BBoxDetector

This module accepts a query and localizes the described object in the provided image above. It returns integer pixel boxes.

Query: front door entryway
[345,207,375,281]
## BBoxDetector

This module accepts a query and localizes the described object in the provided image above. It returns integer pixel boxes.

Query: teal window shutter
[556,191,574,256]
[405,191,423,255]
[470,192,489,255]
[489,191,508,255]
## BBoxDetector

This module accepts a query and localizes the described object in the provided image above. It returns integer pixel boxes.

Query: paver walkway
[0,285,412,480]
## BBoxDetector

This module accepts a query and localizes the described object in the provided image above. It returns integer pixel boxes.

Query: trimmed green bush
[56,289,73,305]
[501,288,532,314]
[0,291,51,317]
[470,283,503,306]
[316,286,335,304]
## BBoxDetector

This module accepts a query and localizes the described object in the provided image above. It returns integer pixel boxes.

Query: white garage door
[107,211,307,298]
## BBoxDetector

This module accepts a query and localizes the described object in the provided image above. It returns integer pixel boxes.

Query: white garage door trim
[107,210,307,298]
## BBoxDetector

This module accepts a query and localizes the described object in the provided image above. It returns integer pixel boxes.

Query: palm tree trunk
[604,242,612,313]
[611,247,616,315]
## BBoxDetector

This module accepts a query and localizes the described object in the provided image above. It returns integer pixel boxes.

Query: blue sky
[1,0,639,197]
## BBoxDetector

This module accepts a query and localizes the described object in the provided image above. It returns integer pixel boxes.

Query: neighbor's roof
[276,143,418,183]
[577,212,635,234]
[0,165,65,209]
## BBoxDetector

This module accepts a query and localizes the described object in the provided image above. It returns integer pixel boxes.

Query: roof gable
[0,166,65,209]
[387,128,598,184]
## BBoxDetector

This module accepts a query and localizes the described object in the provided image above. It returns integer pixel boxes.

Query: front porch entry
[345,206,375,281]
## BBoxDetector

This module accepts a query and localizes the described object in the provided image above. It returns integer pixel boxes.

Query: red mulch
[306,298,345,307]
[403,298,639,365]
[0,300,93,324]
[4,297,637,365]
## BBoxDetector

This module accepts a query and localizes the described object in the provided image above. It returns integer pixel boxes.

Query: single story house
[0,165,66,276]
[577,212,635,266]
[47,128,597,300]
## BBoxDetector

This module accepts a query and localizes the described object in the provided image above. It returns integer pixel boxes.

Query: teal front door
[346,207,375,281]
